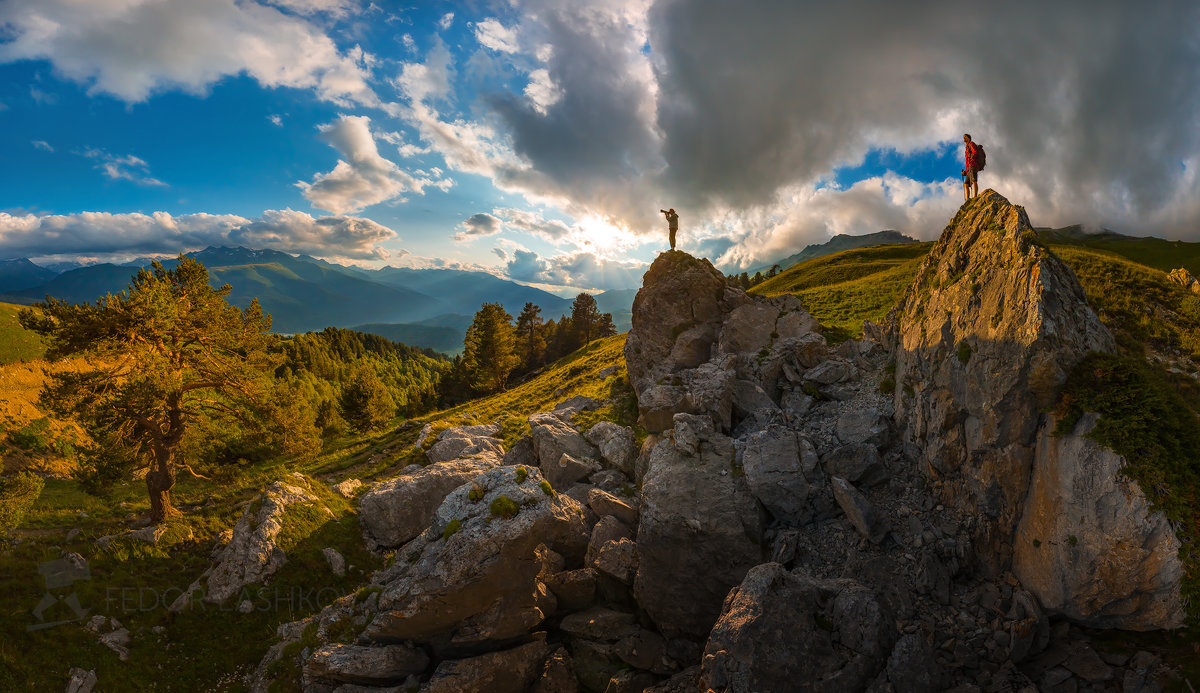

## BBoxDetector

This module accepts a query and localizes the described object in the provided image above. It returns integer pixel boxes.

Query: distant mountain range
[753,230,918,275]
[0,247,633,353]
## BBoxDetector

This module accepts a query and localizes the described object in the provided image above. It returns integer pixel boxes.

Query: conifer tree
[20,258,275,522]
[339,368,395,432]
[571,293,602,345]
[462,303,519,393]
[514,302,546,372]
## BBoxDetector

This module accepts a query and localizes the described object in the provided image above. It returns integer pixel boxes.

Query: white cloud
[504,248,646,291]
[269,114,284,126]
[0,209,396,261]
[297,114,452,214]
[523,69,562,115]
[0,0,379,106]
[31,140,53,152]
[438,12,454,30]
[494,207,572,240]
[474,18,519,53]
[78,148,167,187]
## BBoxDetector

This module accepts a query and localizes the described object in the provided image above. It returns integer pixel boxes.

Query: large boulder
[364,465,589,652]
[633,414,766,638]
[624,251,748,396]
[700,563,895,693]
[173,474,324,609]
[529,412,599,467]
[358,457,503,550]
[303,643,428,687]
[624,251,820,434]
[425,423,505,464]
[423,639,551,693]
[584,422,638,476]
[1013,414,1185,630]
[740,424,820,525]
[886,190,1114,571]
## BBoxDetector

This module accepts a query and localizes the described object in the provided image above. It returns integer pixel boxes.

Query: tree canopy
[20,257,277,521]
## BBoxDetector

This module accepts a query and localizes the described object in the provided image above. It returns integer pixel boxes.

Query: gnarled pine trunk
[146,457,179,523]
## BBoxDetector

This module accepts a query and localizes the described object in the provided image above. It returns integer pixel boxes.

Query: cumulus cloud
[474,18,520,54]
[0,0,378,106]
[438,12,455,30]
[649,0,1200,235]
[0,209,396,261]
[455,213,503,241]
[297,114,452,214]
[504,248,646,290]
[386,0,1200,269]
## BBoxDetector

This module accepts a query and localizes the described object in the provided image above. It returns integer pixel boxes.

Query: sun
[572,215,640,258]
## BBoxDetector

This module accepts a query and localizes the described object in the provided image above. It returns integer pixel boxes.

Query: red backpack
[974,143,986,171]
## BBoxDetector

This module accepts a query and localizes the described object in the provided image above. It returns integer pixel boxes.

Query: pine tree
[598,313,617,338]
[339,368,395,432]
[463,303,520,394]
[514,302,546,372]
[20,257,275,522]
[571,293,602,345]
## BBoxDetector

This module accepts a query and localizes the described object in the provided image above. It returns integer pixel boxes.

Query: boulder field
[247,191,1185,692]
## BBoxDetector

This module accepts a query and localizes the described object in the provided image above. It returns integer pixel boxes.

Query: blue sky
[1,0,1198,293]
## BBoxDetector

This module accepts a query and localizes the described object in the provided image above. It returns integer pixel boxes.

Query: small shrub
[0,471,44,532]
[490,495,519,520]
[1032,538,1042,548]
[539,480,555,497]
[468,485,484,503]
[903,383,915,397]
[515,466,528,483]
[1067,534,1078,547]
[442,519,462,541]
[879,377,896,395]
[957,342,972,364]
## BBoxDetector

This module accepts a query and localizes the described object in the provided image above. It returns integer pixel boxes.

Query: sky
[1,0,1198,294]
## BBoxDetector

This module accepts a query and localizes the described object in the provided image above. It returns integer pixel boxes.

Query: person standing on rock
[962,134,983,201]
[661,208,679,250]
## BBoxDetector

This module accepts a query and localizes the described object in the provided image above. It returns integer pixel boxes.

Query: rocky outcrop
[358,457,502,550]
[634,413,765,638]
[303,643,428,687]
[173,473,326,609]
[1167,267,1200,293]
[886,190,1115,571]
[1013,414,1185,629]
[740,424,820,525]
[584,421,638,476]
[425,423,505,463]
[364,465,589,651]
[700,563,895,693]
[624,250,820,433]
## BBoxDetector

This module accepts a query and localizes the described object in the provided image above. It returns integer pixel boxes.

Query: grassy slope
[1039,226,1200,276]
[0,302,44,365]
[0,333,628,691]
[751,243,932,339]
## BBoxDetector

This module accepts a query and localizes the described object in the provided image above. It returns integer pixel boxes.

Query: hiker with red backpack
[962,133,985,201]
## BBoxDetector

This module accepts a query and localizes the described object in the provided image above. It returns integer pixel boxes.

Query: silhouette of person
[661,208,679,250]
[962,133,980,201]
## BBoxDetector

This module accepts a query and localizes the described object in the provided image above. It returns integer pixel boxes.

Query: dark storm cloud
[648,0,1200,231]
